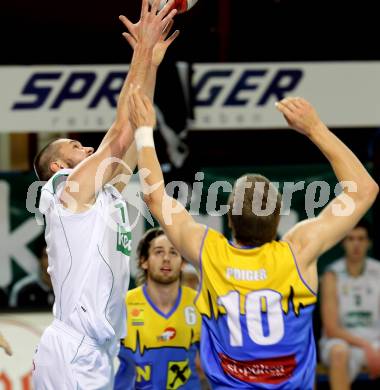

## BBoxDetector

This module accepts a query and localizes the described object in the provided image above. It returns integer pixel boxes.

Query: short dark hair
[227,174,282,247]
[33,139,61,181]
[351,219,372,239]
[136,228,165,285]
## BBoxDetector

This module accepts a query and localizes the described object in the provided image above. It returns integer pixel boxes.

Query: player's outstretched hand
[275,97,325,137]
[120,16,180,67]
[0,332,12,356]
[128,87,156,131]
[119,0,177,51]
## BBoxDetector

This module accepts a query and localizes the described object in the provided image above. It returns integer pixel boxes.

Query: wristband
[135,126,154,151]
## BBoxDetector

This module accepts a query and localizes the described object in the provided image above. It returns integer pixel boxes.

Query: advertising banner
[1,62,380,132]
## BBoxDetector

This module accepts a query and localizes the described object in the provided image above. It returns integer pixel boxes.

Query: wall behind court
[1,164,370,306]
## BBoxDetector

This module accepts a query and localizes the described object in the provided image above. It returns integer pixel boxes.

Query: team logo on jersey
[131,307,145,326]
[166,360,191,389]
[219,353,296,384]
[157,327,176,342]
[117,224,132,256]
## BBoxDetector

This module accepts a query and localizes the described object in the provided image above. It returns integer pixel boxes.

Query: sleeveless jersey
[195,228,317,389]
[114,285,201,390]
[39,169,131,355]
[327,257,380,342]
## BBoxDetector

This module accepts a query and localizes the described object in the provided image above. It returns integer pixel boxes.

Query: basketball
[150,0,199,14]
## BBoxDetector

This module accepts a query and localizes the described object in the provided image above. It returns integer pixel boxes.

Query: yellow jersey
[115,285,201,390]
[195,228,317,389]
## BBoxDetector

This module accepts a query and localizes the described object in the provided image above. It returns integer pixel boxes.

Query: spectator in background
[0,332,12,356]
[320,220,380,389]
[182,262,199,290]
[9,245,54,309]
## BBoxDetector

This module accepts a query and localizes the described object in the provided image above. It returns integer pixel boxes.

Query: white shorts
[319,338,378,382]
[32,319,114,390]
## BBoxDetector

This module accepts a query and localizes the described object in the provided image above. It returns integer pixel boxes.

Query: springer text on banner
[1,62,380,132]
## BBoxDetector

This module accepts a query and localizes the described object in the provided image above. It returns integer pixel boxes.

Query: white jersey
[39,169,131,355]
[328,257,380,342]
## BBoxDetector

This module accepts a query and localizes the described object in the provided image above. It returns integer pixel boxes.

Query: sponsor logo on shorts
[166,360,191,389]
[135,364,152,387]
[219,353,296,384]
[157,327,176,342]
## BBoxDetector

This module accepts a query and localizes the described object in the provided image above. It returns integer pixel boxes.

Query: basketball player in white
[321,220,380,389]
[31,1,179,388]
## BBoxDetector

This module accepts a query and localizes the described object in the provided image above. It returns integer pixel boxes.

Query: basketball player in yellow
[114,228,202,389]
[126,89,378,389]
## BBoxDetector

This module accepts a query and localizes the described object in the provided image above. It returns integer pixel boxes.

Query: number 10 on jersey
[218,290,285,347]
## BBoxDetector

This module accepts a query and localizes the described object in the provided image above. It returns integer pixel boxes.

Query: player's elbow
[359,180,379,205]
[369,181,379,199]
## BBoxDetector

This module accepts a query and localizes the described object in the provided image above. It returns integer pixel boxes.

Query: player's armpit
[113,142,138,195]
[172,219,207,266]
[283,218,324,268]
[61,123,133,212]
[284,185,378,267]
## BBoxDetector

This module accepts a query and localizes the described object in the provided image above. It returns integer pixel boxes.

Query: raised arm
[277,98,379,265]
[129,88,206,265]
[113,9,180,194]
[119,15,179,102]
[61,0,177,211]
